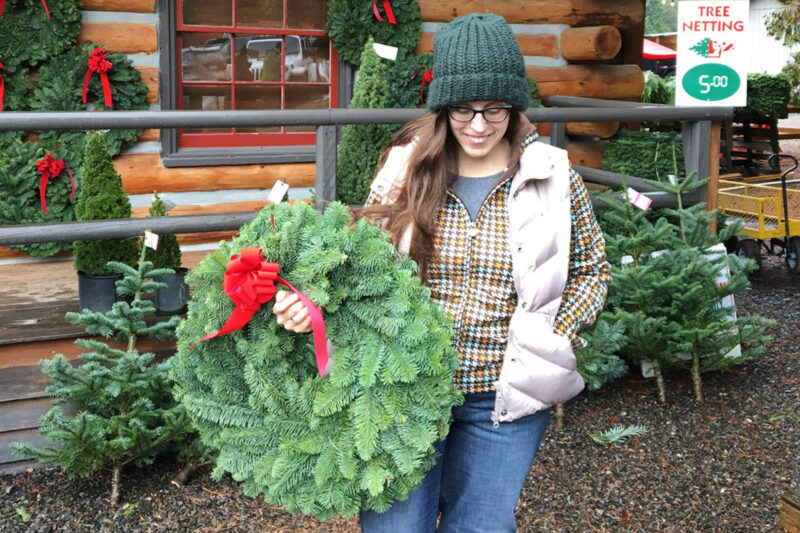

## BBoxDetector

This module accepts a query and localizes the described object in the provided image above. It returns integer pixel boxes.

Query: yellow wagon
[717,155,800,274]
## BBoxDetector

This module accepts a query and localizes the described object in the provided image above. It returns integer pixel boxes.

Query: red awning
[643,38,677,59]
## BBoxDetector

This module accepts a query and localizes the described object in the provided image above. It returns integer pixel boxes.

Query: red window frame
[175,0,338,148]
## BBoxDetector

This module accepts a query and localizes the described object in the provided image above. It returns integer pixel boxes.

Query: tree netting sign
[676,0,748,106]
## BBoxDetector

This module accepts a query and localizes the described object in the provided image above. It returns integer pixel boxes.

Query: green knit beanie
[427,13,529,112]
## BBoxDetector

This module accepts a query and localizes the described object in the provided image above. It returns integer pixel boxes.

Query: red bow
[420,70,433,104]
[372,0,396,24]
[82,48,113,108]
[37,153,75,215]
[191,248,330,378]
[0,61,4,112]
[0,0,50,20]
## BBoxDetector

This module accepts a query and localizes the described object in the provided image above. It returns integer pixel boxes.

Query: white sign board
[676,0,748,106]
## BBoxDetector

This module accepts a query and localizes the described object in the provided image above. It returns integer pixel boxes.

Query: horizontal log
[131,200,269,218]
[138,129,160,142]
[419,0,644,30]
[114,153,315,194]
[567,121,620,138]
[78,22,157,54]
[560,25,622,61]
[527,64,644,100]
[80,0,155,12]
[566,140,607,169]
[417,32,558,57]
[135,66,159,104]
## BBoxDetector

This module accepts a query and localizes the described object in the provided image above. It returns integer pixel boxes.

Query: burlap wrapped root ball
[172,201,463,520]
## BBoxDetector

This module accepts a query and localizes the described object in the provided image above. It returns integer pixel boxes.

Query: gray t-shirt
[451,171,503,222]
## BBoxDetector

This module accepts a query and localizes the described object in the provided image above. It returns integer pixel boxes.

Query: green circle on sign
[682,64,741,101]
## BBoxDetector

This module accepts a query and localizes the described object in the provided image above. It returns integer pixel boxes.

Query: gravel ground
[1,254,797,533]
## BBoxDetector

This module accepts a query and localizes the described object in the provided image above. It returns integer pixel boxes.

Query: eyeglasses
[448,105,512,123]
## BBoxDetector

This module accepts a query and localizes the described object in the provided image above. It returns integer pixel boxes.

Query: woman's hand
[273,290,313,333]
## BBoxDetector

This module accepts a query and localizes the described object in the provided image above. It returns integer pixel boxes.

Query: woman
[274,12,610,533]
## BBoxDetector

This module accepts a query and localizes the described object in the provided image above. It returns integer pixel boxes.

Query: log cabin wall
[0,0,645,473]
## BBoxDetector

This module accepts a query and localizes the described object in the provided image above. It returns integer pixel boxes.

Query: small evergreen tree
[336,38,393,205]
[73,131,139,275]
[598,172,774,403]
[143,191,182,270]
[575,314,628,391]
[12,245,193,506]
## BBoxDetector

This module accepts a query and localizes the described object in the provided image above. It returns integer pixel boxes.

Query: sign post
[676,0,748,107]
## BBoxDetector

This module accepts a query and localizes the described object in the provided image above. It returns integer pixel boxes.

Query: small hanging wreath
[0,0,82,69]
[0,135,81,256]
[172,201,462,520]
[325,0,421,67]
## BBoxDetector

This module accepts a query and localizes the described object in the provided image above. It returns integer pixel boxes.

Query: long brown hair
[356,108,521,279]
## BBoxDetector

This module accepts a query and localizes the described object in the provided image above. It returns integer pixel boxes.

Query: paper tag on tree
[626,187,652,211]
[144,230,159,250]
[266,179,290,204]
[372,42,398,61]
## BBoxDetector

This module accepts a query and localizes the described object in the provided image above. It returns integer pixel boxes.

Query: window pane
[182,32,232,82]
[287,0,327,29]
[237,0,282,28]
[286,85,329,132]
[183,0,232,26]
[237,34,284,81]
[183,85,231,133]
[235,85,282,133]
[285,35,330,82]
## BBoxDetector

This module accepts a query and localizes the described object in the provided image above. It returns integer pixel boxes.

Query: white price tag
[372,42,398,61]
[626,187,652,211]
[266,180,290,204]
[144,230,159,250]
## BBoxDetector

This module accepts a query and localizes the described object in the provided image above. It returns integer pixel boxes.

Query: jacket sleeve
[552,168,611,348]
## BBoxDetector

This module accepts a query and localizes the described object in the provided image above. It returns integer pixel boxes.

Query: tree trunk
[110,464,122,507]
[171,460,213,488]
[560,25,622,61]
[652,359,667,404]
[554,402,565,429]
[692,351,704,403]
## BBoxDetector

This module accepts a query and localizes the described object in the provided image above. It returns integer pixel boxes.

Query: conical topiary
[73,131,138,275]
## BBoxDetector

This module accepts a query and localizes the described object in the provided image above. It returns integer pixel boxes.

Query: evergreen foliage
[601,130,685,183]
[0,136,81,256]
[0,0,82,69]
[575,314,628,391]
[641,71,675,105]
[12,246,194,506]
[528,75,541,108]
[0,64,32,111]
[384,51,433,111]
[73,132,139,275]
[172,201,462,520]
[325,0,421,67]
[733,73,792,120]
[644,0,678,34]
[781,51,800,106]
[765,0,800,46]
[336,40,393,205]
[143,192,182,270]
[596,173,774,403]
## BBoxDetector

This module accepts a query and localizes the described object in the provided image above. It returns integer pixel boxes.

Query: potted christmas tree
[144,191,188,315]
[73,131,139,312]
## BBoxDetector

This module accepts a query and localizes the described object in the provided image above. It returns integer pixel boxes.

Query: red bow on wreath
[0,0,50,20]
[420,70,433,105]
[372,0,396,24]
[191,248,330,378]
[37,153,75,215]
[82,48,113,108]
[0,61,4,112]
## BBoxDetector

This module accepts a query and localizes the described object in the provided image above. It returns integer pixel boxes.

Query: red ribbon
[191,248,329,378]
[0,61,4,112]
[82,48,113,108]
[36,154,75,215]
[372,0,396,24]
[0,0,50,20]
[420,70,433,104]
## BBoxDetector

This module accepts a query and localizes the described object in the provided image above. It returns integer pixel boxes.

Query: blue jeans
[360,392,550,533]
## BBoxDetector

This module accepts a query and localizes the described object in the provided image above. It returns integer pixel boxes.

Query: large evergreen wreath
[172,202,462,520]
[325,0,421,67]
[0,0,82,68]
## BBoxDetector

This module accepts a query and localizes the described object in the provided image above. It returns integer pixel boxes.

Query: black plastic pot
[153,267,189,315]
[77,272,124,313]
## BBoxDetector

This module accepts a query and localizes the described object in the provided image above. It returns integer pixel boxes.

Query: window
[161,0,347,165]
